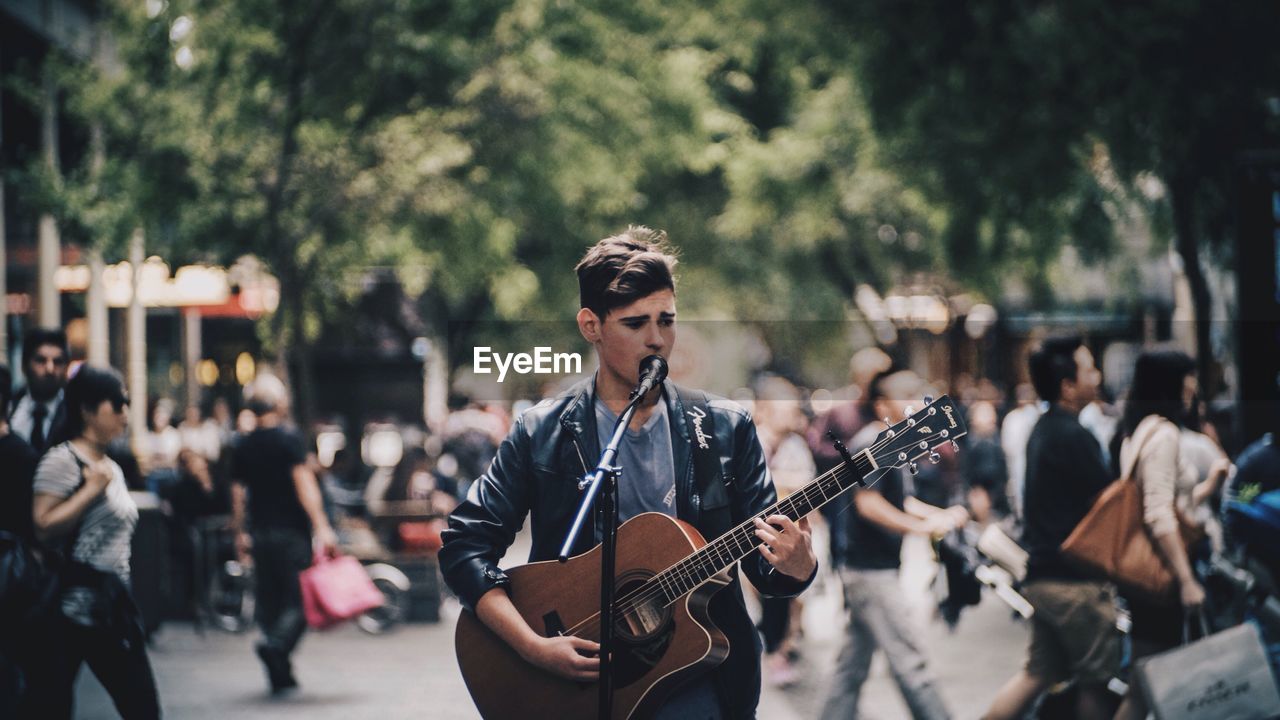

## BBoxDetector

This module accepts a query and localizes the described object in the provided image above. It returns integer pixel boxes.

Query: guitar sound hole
[614,571,672,642]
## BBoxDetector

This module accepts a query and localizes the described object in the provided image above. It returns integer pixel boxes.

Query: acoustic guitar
[455,396,967,719]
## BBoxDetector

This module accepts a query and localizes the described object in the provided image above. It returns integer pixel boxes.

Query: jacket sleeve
[723,404,818,598]
[438,413,535,611]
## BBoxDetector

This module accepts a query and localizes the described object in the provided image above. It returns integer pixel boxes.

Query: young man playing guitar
[440,226,819,719]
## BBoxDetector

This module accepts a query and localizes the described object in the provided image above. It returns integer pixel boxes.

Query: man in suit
[8,327,70,455]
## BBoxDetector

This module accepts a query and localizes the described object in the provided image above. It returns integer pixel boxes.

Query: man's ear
[577,307,602,343]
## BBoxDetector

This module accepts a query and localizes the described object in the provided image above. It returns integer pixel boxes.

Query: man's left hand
[754,515,817,581]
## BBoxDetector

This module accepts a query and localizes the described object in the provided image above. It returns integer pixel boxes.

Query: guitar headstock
[867,395,968,472]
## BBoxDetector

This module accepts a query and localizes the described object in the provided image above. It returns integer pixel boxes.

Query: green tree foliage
[825,0,1280,383]
[41,0,966,410]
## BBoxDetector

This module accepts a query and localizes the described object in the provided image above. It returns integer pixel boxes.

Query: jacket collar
[556,375,693,500]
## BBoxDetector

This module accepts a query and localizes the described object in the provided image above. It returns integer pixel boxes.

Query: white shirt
[10,389,63,446]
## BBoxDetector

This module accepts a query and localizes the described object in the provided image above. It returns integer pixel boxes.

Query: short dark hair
[575,226,678,319]
[63,365,128,439]
[1028,337,1083,404]
[22,327,69,369]
[0,364,12,418]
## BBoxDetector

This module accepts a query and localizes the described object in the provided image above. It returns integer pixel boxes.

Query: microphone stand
[559,380,657,720]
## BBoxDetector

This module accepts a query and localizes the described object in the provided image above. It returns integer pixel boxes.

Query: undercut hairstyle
[1028,337,1084,405]
[575,226,678,320]
[22,327,69,369]
[63,365,128,439]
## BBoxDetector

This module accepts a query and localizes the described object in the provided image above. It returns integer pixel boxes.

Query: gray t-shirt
[594,395,677,522]
[593,391,722,720]
[33,442,138,583]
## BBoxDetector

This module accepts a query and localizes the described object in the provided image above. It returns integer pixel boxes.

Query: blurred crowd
[4,325,1280,719]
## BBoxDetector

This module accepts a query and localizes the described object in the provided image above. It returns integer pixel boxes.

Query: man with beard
[8,328,70,456]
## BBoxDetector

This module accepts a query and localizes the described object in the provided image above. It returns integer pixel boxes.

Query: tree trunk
[287,272,316,432]
[1170,176,1215,396]
[259,14,307,425]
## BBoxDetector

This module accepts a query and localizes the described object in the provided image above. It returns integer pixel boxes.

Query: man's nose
[645,326,664,350]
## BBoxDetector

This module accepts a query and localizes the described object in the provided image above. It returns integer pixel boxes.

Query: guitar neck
[650,451,876,603]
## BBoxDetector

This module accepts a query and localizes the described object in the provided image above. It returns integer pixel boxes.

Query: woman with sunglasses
[22,365,160,719]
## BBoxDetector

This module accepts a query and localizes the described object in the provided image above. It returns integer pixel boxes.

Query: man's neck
[593,371,662,429]
[594,371,659,411]
[1052,400,1082,417]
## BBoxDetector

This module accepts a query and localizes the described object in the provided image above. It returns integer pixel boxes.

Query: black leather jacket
[440,377,815,719]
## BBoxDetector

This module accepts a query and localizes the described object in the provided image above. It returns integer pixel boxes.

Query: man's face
[578,289,676,388]
[1070,346,1100,406]
[26,343,68,400]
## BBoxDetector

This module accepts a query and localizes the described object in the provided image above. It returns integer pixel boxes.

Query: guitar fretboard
[645,451,874,605]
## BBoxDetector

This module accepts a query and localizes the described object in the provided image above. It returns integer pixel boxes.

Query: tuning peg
[883,417,891,426]
[904,406,915,417]
[923,395,934,406]
[908,461,919,476]
[826,431,854,466]
[949,440,959,453]
[928,452,941,464]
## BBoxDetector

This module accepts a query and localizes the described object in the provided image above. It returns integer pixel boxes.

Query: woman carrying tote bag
[23,366,160,720]
[1111,351,1207,720]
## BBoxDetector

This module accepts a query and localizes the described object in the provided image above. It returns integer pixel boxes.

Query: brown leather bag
[1060,417,1203,604]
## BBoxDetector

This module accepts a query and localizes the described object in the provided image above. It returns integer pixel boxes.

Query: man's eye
[659,318,675,327]
[624,322,645,330]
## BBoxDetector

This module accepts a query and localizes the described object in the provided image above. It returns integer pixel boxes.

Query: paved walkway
[80,530,1030,719]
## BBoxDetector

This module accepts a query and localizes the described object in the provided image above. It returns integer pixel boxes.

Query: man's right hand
[517,635,601,682]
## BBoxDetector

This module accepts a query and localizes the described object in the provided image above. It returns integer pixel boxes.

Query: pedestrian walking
[983,337,1120,720]
[24,365,161,720]
[819,369,966,720]
[1110,351,1208,720]
[230,374,338,694]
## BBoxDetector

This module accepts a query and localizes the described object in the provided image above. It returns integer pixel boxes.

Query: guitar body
[455,513,731,720]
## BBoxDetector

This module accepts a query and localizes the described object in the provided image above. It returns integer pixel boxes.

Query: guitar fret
[663,462,864,605]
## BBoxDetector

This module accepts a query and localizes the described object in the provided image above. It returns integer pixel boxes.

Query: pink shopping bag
[299,553,384,629]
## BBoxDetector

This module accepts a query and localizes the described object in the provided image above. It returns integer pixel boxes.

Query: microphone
[630,355,669,401]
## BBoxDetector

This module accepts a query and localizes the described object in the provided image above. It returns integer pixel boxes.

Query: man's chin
[29,382,61,401]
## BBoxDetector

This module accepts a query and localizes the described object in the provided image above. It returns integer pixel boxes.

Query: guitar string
[622,423,952,613]
[559,463,854,639]
[559,422,955,639]
[561,425,954,639]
